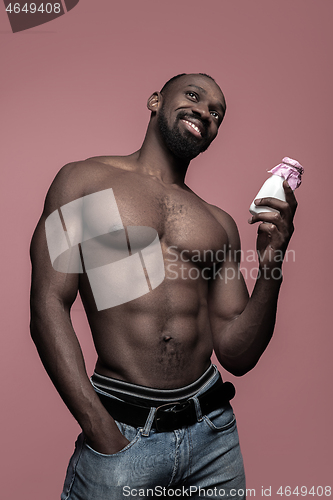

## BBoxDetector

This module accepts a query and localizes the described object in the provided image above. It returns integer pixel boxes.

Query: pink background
[1,1,332,498]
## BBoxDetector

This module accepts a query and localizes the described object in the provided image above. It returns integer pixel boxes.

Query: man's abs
[79,268,214,389]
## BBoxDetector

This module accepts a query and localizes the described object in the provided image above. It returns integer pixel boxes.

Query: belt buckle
[154,401,190,432]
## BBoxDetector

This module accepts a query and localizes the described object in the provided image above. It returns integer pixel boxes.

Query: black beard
[157,107,211,160]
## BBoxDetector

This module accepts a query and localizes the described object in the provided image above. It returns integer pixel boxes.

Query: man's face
[157,75,226,161]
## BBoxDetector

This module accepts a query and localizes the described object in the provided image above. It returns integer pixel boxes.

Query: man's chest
[77,175,228,267]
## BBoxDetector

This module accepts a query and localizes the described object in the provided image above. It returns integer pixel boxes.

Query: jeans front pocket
[63,426,144,499]
[83,422,142,457]
[203,403,236,432]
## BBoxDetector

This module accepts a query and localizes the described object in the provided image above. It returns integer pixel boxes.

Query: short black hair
[160,73,218,95]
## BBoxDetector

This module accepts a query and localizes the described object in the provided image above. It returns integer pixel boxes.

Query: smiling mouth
[181,119,203,138]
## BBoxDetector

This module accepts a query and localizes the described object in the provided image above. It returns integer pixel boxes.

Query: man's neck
[134,122,191,186]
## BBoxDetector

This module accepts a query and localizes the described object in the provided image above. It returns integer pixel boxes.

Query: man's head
[148,73,226,161]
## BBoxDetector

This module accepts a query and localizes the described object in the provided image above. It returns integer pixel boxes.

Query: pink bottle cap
[268,157,304,190]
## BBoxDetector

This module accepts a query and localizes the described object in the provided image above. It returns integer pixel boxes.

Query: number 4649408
[277,486,331,496]
[5,3,61,14]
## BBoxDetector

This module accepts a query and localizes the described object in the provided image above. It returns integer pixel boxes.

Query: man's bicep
[207,207,249,333]
[30,162,86,307]
[30,215,80,308]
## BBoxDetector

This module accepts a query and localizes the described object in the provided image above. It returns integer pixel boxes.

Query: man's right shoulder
[44,160,88,213]
[44,157,120,215]
[53,156,116,187]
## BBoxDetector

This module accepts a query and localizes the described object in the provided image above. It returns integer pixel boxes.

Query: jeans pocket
[203,404,236,432]
[83,423,142,458]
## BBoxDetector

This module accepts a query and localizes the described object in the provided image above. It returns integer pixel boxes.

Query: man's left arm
[208,181,298,376]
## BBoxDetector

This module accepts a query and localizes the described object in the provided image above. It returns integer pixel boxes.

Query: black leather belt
[96,377,235,432]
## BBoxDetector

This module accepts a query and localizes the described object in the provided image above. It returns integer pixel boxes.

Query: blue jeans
[61,368,246,499]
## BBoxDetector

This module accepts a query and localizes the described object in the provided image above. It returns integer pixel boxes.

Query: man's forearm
[214,270,283,376]
[31,298,105,428]
[30,297,124,451]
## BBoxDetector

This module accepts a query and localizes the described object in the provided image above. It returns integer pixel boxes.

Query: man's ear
[147,92,162,113]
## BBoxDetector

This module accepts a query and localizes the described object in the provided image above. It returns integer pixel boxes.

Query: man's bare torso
[30,74,295,459]
[73,154,229,389]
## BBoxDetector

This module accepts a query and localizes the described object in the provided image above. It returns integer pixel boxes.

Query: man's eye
[186,91,198,100]
[210,111,219,120]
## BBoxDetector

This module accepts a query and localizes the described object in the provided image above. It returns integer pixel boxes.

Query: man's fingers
[253,181,297,216]
[257,221,276,234]
[254,196,286,212]
[249,210,283,228]
[283,180,298,213]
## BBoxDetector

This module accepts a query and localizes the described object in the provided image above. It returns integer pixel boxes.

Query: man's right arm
[30,162,129,454]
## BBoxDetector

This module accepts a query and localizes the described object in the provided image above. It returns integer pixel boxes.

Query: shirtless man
[30,73,297,499]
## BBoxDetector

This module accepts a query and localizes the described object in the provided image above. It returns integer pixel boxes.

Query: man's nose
[191,104,210,121]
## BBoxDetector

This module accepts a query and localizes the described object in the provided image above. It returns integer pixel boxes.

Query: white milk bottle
[249,157,304,215]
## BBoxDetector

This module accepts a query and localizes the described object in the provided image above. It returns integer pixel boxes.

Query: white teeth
[184,120,201,135]
[184,120,201,134]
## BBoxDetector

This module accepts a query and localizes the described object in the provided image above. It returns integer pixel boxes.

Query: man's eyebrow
[187,84,207,94]
[186,84,226,114]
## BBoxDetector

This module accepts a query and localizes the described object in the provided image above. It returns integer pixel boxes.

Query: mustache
[176,112,209,138]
